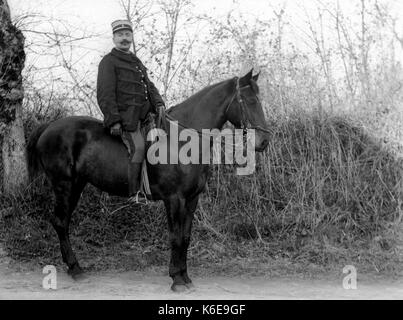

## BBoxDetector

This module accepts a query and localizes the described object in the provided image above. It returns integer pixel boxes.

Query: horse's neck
[168,81,233,131]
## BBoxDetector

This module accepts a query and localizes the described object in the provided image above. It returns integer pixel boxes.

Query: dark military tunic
[97,48,164,131]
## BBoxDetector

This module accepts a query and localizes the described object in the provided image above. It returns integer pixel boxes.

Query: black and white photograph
[0,0,402,306]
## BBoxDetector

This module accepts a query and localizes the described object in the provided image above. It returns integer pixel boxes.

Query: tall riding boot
[128,162,142,197]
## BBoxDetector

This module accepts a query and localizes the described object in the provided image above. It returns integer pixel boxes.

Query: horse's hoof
[67,265,85,280]
[71,272,88,281]
[171,283,188,293]
[185,282,195,289]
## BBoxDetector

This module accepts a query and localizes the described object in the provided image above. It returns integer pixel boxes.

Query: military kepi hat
[111,20,133,33]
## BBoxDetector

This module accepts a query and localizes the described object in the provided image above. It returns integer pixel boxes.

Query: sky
[9,0,402,59]
[12,0,402,38]
[9,0,278,34]
[9,0,292,24]
[6,0,403,112]
[7,0,319,85]
[9,0,293,63]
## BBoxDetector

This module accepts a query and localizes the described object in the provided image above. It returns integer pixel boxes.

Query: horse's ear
[240,68,254,86]
[252,71,261,82]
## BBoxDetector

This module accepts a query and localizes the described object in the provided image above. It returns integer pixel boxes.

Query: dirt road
[0,260,402,300]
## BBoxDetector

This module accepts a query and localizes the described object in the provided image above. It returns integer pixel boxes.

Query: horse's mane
[166,79,229,115]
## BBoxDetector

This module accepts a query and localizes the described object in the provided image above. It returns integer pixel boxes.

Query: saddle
[138,112,157,199]
[135,109,168,201]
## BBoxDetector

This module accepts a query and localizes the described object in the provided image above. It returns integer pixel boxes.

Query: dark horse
[27,69,270,292]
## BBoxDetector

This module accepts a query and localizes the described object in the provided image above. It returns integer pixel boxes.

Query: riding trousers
[121,125,145,164]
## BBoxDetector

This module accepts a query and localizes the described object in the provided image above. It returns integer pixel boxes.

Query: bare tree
[359,0,371,106]
[303,4,338,112]
[17,14,103,117]
[374,0,403,49]
[273,4,287,113]
[335,0,356,102]
[118,0,200,103]
[119,0,155,55]
[158,0,192,98]
[0,0,28,194]
[49,22,101,116]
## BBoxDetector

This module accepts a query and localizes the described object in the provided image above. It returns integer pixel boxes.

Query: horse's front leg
[164,195,195,292]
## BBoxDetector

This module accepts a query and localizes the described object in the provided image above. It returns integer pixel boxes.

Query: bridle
[164,77,271,135]
[224,77,271,134]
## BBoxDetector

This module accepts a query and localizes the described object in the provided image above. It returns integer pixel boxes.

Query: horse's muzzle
[254,132,270,152]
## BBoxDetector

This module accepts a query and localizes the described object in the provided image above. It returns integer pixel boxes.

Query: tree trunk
[0,0,28,194]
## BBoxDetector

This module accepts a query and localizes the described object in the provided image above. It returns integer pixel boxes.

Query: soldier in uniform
[97,19,165,201]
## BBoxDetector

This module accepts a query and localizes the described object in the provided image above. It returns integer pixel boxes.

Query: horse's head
[225,69,270,152]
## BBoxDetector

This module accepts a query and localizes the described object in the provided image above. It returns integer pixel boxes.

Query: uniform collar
[111,47,139,63]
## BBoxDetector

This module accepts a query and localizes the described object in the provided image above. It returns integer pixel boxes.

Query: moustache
[121,41,131,45]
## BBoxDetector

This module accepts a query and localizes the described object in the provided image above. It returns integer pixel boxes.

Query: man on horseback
[97,19,165,201]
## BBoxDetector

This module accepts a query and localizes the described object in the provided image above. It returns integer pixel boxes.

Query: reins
[224,78,272,134]
[163,77,271,136]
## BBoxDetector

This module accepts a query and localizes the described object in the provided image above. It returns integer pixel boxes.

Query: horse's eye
[245,95,256,104]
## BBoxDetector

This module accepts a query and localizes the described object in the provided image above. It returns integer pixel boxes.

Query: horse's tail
[26,122,50,180]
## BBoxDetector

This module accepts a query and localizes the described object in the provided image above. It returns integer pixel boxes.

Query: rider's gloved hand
[110,122,122,136]
[156,103,165,112]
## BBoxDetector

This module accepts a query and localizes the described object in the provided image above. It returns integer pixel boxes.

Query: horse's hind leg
[180,195,199,288]
[51,179,86,279]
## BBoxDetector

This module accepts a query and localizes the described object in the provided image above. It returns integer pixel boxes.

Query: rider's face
[113,30,133,52]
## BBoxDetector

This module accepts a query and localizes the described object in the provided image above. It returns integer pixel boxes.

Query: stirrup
[128,190,148,205]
